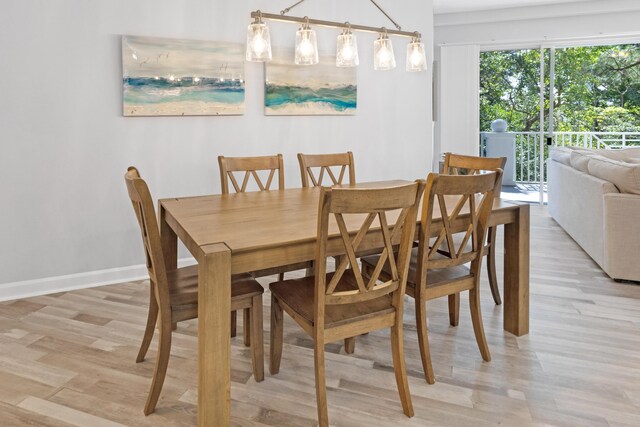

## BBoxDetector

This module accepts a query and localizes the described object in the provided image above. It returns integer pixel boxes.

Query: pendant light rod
[250,11,419,38]
[369,0,402,31]
[280,0,308,16]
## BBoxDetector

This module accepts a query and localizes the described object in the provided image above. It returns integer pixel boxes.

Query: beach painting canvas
[122,36,244,116]
[265,50,357,115]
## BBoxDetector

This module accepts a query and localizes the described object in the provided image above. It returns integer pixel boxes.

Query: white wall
[0,0,433,296]
[437,45,480,158]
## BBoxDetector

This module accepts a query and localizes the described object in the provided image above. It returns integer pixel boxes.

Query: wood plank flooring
[1,206,639,426]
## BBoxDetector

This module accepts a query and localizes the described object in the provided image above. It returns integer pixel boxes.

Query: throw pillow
[587,155,640,195]
[569,149,594,173]
[595,147,640,162]
[549,147,572,166]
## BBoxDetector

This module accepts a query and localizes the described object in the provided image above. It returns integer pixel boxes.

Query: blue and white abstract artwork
[122,36,245,116]
[265,50,357,116]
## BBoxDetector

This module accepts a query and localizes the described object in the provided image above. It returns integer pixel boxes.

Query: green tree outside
[480,45,640,133]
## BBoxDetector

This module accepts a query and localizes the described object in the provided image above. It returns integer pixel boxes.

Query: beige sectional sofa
[548,146,640,281]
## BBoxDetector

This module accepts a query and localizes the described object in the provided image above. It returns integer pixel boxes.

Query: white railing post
[534,134,538,183]
[521,134,525,182]
[527,134,531,183]
[594,134,602,149]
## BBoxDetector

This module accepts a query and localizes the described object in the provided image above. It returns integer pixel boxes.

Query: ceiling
[433,0,590,14]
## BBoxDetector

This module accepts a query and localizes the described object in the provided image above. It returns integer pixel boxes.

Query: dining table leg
[159,203,177,270]
[503,203,530,336]
[197,243,232,426]
[193,243,232,426]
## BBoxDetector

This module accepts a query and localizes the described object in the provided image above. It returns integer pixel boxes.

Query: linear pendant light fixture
[246,13,272,61]
[245,0,426,72]
[295,17,319,65]
[373,29,395,70]
[336,23,359,67]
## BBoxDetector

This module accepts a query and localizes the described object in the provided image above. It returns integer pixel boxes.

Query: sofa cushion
[549,146,573,166]
[587,155,640,195]
[562,145,586,151]
[569,149,594,172]
[594,147,640,162]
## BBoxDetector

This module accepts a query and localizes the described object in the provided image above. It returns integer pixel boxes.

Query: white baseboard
[0,258,197,303]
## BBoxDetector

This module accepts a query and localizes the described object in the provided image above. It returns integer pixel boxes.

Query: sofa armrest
[603,193,640,281]
[548,159,618,268]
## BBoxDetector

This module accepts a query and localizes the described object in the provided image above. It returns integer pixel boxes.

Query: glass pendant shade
[336,30,359,67]
[406,39,427,72]
[246,21,272,62]
[295,26,319,65]
[373,34,396,70]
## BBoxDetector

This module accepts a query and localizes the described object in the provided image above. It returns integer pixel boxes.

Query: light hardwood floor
[1,206,639,426]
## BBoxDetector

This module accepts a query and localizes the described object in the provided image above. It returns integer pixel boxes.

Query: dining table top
[159,180,522,261]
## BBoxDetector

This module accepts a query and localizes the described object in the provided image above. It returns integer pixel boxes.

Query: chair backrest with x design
[298,152,356,188]
[418,171,502,272]
[124,167,171,310]
[218,154,285,194]
[314,182,424,311]
[443,153,506,191]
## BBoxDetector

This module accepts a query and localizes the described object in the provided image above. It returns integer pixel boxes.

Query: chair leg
[137,284,158,363]
[250,295,264,382]
[230,311,237,338]
[469,288,491,362]
[486,227,502,305]
[344,337,355,354]
[171,322,177,331]
[269,295,284,375]
[448,293,460,326]
[314,340,330,427]
[415,295,435,384]
[390,318,414,417]
[143,316,172,415]
[342,255,362,355]
[243,308,251,347]
[278,272,285,281]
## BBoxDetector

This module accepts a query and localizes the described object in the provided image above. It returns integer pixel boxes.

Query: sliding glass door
[480,48,545,203]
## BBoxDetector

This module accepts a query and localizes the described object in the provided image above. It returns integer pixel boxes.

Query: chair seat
[361,248,472,292]
[270,269,394,329]
[167,264,263,307]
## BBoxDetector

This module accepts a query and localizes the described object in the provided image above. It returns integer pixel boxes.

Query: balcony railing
[481,131,640,184]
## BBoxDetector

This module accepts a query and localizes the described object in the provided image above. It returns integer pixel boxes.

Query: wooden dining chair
[297,151,356,187]
[442,153,506,326]
[125,167,264,415]
[218,154,311,340]
[218,154,285,194]
[362,170,502,384]
[298,151,359,352]
[269,181,424,427]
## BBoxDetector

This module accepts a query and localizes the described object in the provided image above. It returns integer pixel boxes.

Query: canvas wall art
[121,36,245,116]
[265,50,357,116]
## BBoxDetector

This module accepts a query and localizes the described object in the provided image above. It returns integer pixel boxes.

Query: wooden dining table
[158,180,530,427]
